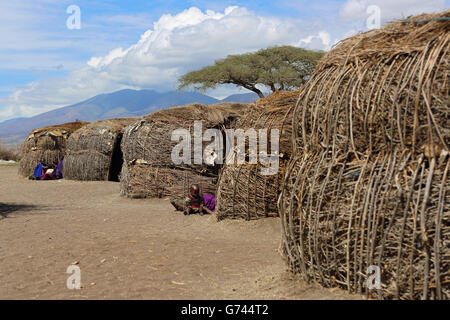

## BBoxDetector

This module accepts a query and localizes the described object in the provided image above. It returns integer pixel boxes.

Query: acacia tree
[178,46,325,98]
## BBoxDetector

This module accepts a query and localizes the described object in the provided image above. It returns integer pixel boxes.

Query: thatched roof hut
[120,102,249,200]
[18,121,88,177]
[216,90,298,220]
[63,118,136,181]
[279,12,449,300]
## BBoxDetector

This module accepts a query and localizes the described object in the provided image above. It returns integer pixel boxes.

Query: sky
[0,0,448,122]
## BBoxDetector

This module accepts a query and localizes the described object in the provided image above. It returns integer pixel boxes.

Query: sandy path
[0,165,360,299]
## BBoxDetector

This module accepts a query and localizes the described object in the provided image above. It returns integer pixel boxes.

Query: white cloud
[298,31,332,50]
[87,47,130,68]
[2,2,447,122]
[1,6,333,121]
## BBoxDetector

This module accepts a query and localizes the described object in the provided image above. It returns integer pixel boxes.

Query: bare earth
[0,165,361,300]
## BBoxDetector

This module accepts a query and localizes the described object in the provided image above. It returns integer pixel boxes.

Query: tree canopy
[178,46,325,98]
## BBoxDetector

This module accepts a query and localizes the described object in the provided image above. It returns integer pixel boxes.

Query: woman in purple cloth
[202,193,216,214]
[170,184,216,215]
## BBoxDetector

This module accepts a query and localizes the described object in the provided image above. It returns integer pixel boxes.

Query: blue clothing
[33,163,43,180]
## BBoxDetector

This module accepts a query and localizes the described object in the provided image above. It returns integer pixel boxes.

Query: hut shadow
[0,202,38,220]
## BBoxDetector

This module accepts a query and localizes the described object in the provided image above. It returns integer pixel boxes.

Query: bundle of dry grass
[63,118,136,181]
[216,91,298,220]
[120,102,249,200]
[279,12,449,299]
[18,121,88,177]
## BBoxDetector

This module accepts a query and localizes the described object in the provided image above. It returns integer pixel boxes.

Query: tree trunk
[230,80,265,99]
[250,87,265,99]
[270,84,277,93]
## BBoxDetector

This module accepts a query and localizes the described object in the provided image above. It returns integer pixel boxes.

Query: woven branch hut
[279,12,449,300]
[18,121,88,177]
[63,118,136,181]
[120,102,249,200]
[215,91,298,221]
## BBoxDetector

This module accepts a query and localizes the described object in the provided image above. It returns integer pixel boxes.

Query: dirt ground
[0,165,361,300]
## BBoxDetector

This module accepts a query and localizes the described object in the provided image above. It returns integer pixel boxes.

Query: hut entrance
[108,135,124,182]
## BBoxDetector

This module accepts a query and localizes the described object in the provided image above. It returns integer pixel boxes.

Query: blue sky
[0,0,448,121]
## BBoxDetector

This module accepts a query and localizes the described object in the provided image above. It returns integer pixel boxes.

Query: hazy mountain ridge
[0,89,259,145]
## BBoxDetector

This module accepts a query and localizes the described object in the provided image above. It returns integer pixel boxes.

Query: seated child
[170,184,216,215]
[185,184,203,215]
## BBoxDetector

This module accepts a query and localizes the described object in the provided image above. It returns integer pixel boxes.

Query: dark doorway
[108,134,124,182]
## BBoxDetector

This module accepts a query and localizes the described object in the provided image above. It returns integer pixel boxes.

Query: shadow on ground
[0,202,38,219]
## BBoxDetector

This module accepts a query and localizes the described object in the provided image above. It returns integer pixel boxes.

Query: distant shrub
[0,141,19,161]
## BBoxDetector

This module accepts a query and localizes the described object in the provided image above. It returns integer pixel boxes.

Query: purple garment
[203,193,216,212]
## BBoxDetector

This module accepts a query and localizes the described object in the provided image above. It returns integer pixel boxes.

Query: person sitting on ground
[202,193,216,215]
[31,162,44,180]
[40,162,56,180]
[184,184,204,215]
[170,184,216,215]
[55,158,63,179]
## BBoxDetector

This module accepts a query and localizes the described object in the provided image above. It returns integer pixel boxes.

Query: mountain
[0,89,258,145]
[0,117,27,126]
[221,92,259,103]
